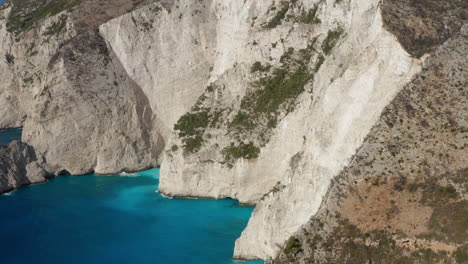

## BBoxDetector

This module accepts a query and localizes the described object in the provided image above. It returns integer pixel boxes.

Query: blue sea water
[0,128,22,146]
[0,159,262,263]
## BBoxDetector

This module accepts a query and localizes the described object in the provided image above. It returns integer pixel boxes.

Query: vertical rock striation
[0,0,167,175]
[103,0,421,260]
[0,140,49,194]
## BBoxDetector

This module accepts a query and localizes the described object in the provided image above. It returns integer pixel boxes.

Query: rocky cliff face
[0,140,49,193]
[0,0,166,175]
[271,23,467,264]
[127,0,421,260]
[0,0,465,262]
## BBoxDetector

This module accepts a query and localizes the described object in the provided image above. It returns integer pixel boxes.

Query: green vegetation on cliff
[7,0,79,35]
[223,142,260,161]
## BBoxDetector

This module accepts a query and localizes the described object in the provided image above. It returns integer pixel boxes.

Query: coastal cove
[0,169,263,264]
[0,129,262,264]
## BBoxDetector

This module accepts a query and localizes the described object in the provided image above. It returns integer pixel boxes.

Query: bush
[455,245,468,263]
[182,136,203,154]
[251,61,271,73]
[174,110,210,137]
[283,236,302,256]
[264,1,290,28]
[7,0,80,35]
[43,15,67,39]
[322,28,344,55]
[299,5,320,24]
[223,142,260,160]
[245,66,310,114]
[230,111,253,129]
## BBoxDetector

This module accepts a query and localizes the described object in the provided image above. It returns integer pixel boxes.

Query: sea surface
[0,128,22,146]
[0,130,263,264]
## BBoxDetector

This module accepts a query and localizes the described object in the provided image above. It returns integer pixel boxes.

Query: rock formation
[271,22,467,264]
[0,0,166,175]
[0,140,49,193]
[0,0,466,262]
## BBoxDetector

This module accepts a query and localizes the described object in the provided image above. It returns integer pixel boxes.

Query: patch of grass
[322,28,344,55]
[455,245,468,263]
[223,142,260,160]
[174,110,210,138]
[264,1,290,28]
[425,200,467,244]
[7,0,80,35]
[289,217,453,263]
[43,14,67,39]
[227,41,316,153]
[5,54,15,64]
[260,182,285,201]
[242,66,310,115]
[314,55,325,72]
[299,5,321,24]
[283,236,303,256]
[420,180,459,206]
[182,135,203,154]
[229,111,254,129]
[251,61,271,73]
[174,85,229,155]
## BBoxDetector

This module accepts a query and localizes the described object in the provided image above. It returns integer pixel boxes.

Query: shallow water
[0,169,263,264]
[0,128,22,146]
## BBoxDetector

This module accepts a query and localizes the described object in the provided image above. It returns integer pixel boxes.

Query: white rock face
[100,1,217,136]
[0,4,165,175]
[0,0,422,261]
[21,31,165,175]
[132,0,421,260]
[0,7,77,129]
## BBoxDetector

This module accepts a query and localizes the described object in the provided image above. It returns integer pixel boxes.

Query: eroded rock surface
[0,140,48,194]
[0,0,466,262]
[0,0,168,175]
[271,23,467,264]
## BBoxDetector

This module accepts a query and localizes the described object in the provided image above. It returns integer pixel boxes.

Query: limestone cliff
[0,0,166,175]
[271,23,467,264]
[0,0,466,262]
[131,0,421,260]
[0,140,49,193]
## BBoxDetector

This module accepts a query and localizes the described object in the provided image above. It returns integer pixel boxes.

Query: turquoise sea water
[0,169,263,264]
[0,128,22,146]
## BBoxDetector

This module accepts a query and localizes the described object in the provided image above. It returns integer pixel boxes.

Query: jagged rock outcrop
[0,0,167,175]
[0,140,49,193]
[1,0,465,262]
[100,0,213,137]
[123,0,420,260]
[271,23,467,264]
[22,30,165,175]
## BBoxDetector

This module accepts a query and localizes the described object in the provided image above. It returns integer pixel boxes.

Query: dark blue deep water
[0,168,262,264]
[0,128,22,146]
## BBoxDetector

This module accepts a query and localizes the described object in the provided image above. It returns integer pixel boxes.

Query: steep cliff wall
[0,0,166,175]
[1,0,464,262]
[271,23,467,264]
[100,0,421,260]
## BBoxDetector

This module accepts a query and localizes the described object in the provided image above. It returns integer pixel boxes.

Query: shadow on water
[0,128,22,146]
